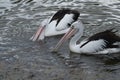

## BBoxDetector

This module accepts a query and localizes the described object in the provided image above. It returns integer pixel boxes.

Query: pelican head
[30,19,49,41]
[53,20,84,52]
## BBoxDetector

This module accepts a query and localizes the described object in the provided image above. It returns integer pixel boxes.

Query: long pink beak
[30,26,45,41]
[53,27,77,52]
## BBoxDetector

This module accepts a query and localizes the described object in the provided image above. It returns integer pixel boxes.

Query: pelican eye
[71,25,75,28]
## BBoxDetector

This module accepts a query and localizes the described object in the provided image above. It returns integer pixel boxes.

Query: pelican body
[54,21,120,54]
[30,8,80,41]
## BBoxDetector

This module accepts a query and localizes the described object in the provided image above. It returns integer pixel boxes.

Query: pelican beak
[53,27,77,52]
[30,26,45,41]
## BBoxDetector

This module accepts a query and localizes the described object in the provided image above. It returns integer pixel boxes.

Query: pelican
[30,8,80,41]
[53,21,120,54]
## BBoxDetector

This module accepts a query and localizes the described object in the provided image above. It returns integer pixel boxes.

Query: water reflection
[0,0,120,80]
[11,0,33,4]
[11,0,22,4]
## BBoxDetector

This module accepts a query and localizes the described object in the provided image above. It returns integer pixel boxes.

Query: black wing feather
[87,28,120,48]
[49,8,80,26]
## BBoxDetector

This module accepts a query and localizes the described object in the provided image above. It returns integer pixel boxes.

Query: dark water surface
[0,0,120,80]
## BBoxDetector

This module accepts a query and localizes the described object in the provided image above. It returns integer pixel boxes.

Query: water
[0,0,120,80]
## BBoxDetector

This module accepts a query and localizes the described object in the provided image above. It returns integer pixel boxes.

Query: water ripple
[0,0,120,80]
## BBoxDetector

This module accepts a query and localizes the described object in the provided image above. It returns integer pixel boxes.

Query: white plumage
[54,21,120,54]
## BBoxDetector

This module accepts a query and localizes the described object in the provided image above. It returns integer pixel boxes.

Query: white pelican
[53,21,120,54]
[30,8,80,41]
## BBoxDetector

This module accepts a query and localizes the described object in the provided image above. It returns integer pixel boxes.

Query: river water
[0,0,120,80]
